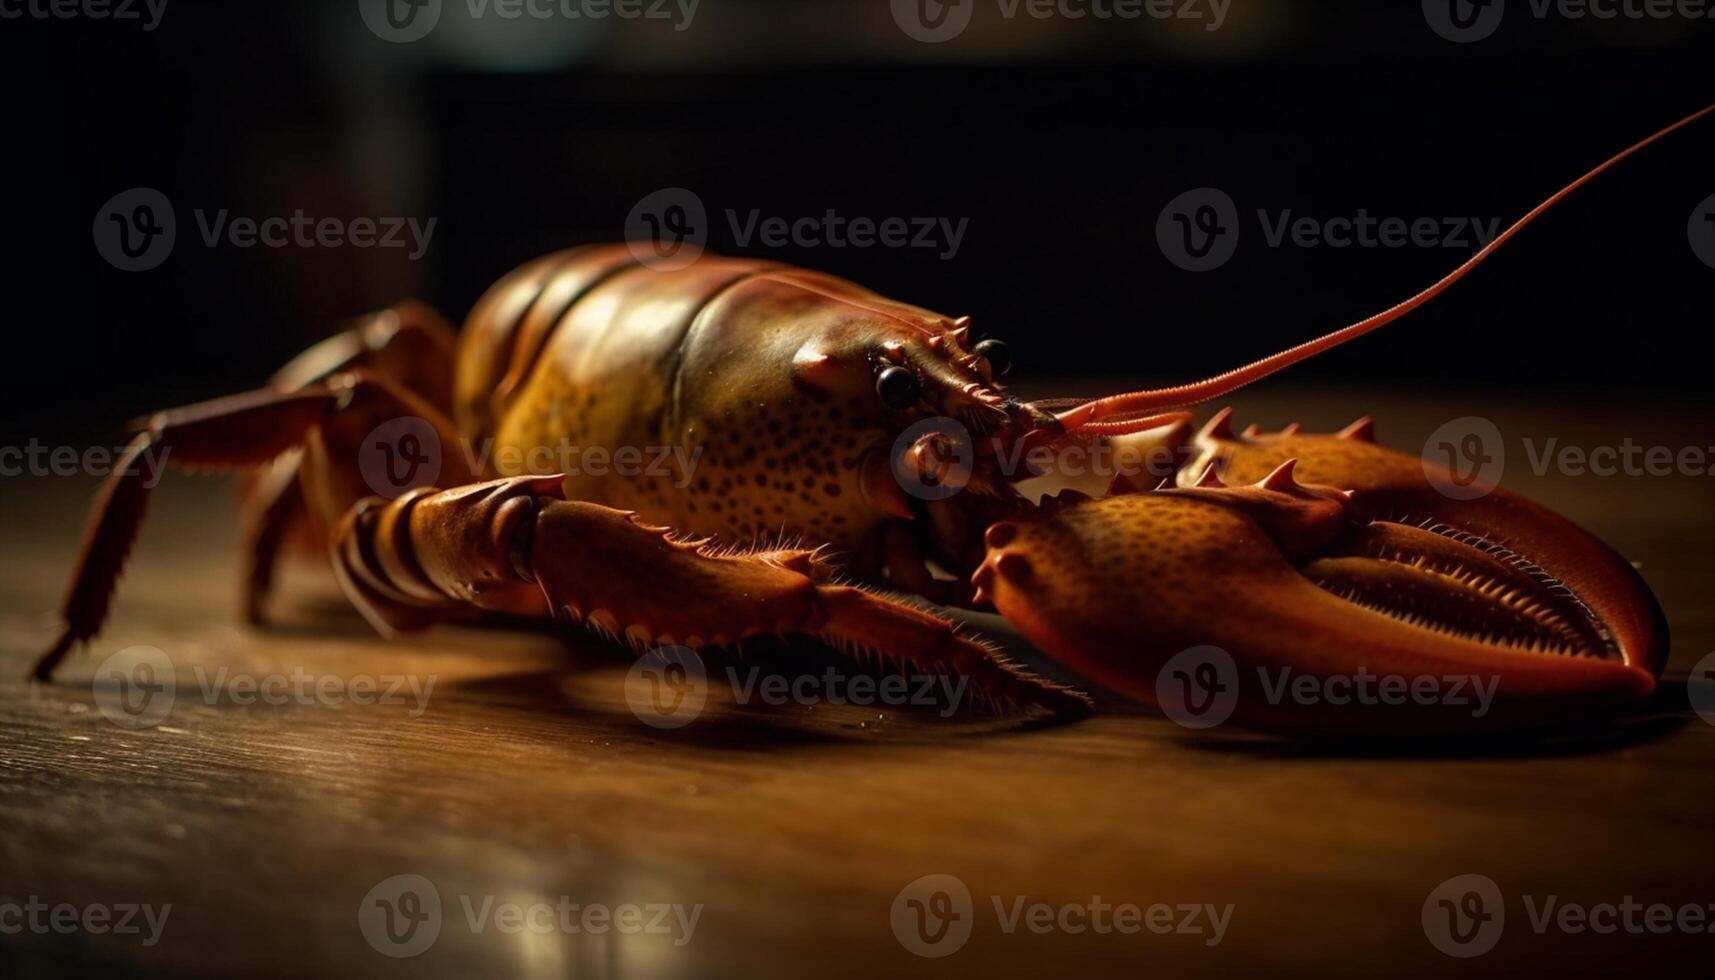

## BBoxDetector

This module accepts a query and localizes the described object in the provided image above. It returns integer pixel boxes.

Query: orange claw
[975,416,1666,735]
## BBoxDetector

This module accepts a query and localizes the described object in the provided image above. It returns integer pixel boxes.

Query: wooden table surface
[2,385,1711,979]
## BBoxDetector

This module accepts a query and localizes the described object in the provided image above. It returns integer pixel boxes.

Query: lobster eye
[876,365,922,409]
[972,338,1012,376]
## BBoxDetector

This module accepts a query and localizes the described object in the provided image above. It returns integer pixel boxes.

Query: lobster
[31,103,1709,734]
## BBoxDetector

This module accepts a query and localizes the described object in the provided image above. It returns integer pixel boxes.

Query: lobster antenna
[1056,100,1715,433]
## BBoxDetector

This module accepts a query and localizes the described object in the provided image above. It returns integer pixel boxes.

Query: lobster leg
[241,302,458,620]
[264,300,457,406]
[31,371,468,681]
[241,451,306,624]
[334,476,1092,717]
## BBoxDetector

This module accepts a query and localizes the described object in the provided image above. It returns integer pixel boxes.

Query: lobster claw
[975,413,1667,735]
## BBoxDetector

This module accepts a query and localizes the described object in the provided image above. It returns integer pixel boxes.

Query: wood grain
[2,385,1711,978]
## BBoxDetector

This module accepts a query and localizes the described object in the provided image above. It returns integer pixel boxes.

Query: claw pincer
[976,419,1665,735]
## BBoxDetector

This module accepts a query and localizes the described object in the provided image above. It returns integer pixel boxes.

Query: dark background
[1,0,1710,442]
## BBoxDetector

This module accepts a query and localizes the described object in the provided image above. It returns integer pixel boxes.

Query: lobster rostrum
[31,104,1707,734]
